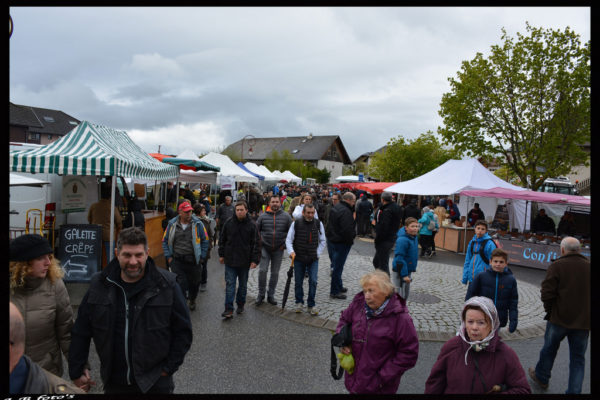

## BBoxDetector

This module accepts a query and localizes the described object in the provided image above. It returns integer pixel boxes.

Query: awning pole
[109,176,116,262]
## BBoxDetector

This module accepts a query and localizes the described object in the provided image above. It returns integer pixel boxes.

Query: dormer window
[43,116,55,122]
[292,149,299,154]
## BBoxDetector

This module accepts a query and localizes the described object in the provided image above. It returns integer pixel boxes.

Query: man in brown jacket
[529,237,590,394]
[88,182,122,265]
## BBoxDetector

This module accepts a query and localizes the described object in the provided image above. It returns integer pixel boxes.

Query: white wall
[317,160,344,183]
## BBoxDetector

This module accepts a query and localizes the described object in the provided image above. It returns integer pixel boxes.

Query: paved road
[72,238,591,394]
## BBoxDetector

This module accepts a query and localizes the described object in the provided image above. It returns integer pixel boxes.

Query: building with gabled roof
[223,134,352,183]
[9,102,81,145]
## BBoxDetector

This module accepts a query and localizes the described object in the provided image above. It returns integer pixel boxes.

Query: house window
[28,132,41,142]
[48,134,53,140]
[43,116,55,122]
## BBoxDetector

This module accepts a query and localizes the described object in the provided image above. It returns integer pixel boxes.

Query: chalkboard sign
[58,224,102,282]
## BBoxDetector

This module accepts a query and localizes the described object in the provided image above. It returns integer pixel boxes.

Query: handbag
[427,217,436,231]
[331,323,352,380]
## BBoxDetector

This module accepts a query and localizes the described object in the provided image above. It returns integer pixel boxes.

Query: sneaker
[255,296,264,306]
[528,367,548,390]
[221,309,233,319]
[295,304,304,313]
[267,297,278,306]
[189,300,196,311]
[307,306,319,316]
[340,287,348,293]
[199,283,207,292]
[236,304,245,314]
[427,251,433,258]
[431,251,436,256]
[330,293,347,300]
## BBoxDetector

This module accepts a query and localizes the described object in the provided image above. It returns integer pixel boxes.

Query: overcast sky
[9,7,590,161]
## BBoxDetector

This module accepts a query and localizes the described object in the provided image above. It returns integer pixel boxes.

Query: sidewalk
[246,242,547,341]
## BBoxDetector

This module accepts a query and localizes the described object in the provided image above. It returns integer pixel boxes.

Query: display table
[142,211,166,260]
[434,225,475,253]
[498,237,591,270]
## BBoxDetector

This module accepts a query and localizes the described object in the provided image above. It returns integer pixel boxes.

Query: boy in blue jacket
[462,220,496,296]
[391,217,419,300]
[466,248,518,333]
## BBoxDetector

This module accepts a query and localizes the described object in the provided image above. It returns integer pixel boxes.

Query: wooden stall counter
[142,210,167,267]
[434,224,476,253]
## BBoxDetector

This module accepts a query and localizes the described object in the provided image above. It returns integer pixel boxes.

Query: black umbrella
[281,255,295,310]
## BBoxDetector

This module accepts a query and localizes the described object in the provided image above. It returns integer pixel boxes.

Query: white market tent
[281,170,302,184]
[384,158,530,232]
[10,172,50,187]
[199,152,259,184]
[245,162,280,182]
[335,175,360,182]
[175,149,218,184]
[10,121,179,259]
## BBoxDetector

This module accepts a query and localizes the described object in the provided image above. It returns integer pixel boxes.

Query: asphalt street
[70,237,591,394]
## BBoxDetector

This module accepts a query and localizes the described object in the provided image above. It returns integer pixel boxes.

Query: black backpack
[469,238,500,265]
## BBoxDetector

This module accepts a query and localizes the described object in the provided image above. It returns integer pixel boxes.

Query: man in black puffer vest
[285,203,326,315]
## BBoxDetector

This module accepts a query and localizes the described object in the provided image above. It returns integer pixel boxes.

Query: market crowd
[8,182,589,395]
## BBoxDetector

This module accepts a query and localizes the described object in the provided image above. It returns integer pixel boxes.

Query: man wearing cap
[162,201,210,311]
[69,227,192,393]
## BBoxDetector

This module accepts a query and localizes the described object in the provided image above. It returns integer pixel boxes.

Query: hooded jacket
[336,292,419,394]
[392,227,419,277]
[418,210,437,236]
[68,256,192,393]
[374,202,402,244]
[465,268,518,332]
[425,296,530,394]
[462,233,496,284]
[11,276,73,377]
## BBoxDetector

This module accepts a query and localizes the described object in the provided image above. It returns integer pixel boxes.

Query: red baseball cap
[178,202,193,212]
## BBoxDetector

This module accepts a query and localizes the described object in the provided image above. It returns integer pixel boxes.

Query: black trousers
[357,214,371,235]
[372,240,395,276]
[104,375,174,394]
[419,235,433,255]
[171,258,201,301]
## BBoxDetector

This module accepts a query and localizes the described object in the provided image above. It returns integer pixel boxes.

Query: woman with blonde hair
[335,270,419,394]
[292,193,319,220]
[10,234,74,377]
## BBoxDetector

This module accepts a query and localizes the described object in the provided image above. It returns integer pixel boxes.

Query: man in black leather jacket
[69,227,192,394]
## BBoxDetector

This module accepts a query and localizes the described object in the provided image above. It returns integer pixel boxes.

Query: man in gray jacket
[255,195,292,305]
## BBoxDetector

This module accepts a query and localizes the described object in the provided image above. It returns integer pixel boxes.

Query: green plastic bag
[337,352,355,374]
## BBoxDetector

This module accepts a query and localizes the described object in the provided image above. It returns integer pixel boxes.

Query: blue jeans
[294,259,318,307]
[224,265,249,311]
[330,242,352,295]
[535,321,589,394]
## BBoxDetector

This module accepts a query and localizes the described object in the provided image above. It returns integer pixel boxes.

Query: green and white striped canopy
[10,121,179,180]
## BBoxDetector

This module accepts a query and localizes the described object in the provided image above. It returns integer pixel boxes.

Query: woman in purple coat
[336,270,419,394]
[425,296,531,394]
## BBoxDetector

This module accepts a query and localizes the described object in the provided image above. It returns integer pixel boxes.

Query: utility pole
[158,145,161,153]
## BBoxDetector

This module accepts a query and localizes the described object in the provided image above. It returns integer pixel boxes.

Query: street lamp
[241,134,255,162]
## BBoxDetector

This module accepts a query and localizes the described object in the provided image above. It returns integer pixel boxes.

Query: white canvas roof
[244,162,280,182]
[10,172,50,187]
[175,150,218,184]
[281,170,302,184]
[335,175,360,182]
[199,152,259,183]
[384,158,525,195]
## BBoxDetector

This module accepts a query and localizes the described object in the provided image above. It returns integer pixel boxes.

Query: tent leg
[109,176,116,263]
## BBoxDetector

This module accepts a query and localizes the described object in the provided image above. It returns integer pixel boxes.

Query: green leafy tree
[342,161,367,176]
[438,23,590,191]
[368,132,459,182]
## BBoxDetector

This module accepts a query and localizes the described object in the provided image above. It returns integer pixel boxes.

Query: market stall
[460,187,591,270]
[384,159,527,254]
[10,121,179,277]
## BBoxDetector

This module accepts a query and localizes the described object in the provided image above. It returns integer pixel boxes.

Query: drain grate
[407,292,441,304]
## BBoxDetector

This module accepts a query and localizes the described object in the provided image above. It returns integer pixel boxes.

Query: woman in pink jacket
[425,296,531,394]
[336,270,419,394]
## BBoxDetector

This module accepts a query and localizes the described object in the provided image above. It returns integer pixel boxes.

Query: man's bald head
[560,236,581,254]
[9,302,25,373]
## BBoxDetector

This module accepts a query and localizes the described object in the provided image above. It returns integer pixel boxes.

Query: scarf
[364,297,390,319]
[457,296,499,365]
